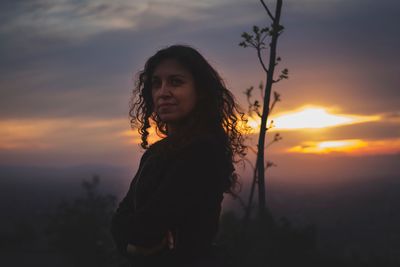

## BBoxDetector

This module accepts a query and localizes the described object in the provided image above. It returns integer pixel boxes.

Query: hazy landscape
[1,161,399,265]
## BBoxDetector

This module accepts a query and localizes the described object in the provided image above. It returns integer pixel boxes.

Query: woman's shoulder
[151,133,221,148]
[144,132,227,161]
[147,137,168,151]
[177,134,230,167]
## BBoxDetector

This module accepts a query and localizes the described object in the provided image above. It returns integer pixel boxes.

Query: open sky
[1,0,399,186]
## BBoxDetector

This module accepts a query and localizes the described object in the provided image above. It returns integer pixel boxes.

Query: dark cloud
[0,0,399,120]
[280,0,400,107]
[0,28,158,118]
[0,0,262,119]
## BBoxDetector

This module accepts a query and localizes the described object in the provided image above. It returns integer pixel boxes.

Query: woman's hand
[126,236,168,256]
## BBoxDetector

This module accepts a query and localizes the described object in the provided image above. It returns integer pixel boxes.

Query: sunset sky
[1,0,399,187]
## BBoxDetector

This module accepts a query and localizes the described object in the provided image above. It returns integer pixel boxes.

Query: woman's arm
[110,149,153,255]
[111,189,136,256]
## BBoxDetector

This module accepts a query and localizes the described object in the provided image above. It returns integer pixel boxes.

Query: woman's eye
[170,78,183,86]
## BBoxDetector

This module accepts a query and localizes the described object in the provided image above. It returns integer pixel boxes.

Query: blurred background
[1,0,399,266]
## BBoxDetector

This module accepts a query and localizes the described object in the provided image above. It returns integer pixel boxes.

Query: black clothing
[110,133,232,266]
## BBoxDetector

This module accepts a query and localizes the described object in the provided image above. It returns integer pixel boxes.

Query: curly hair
[129,44,248,195]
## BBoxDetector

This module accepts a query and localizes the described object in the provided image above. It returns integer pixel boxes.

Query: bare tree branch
[243,157,256,170]
[247,145,258,155]
[269,91,281,114]
[257,46,269,73]
[260,0,275,21]
[265,133,282,149]
[258,81,264,99]
[264,161,277,174]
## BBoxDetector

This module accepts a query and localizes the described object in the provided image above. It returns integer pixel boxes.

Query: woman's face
[151,59,197,127]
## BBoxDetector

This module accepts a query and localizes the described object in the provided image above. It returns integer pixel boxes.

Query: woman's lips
[158,103,176,108]
[158,103,176,112]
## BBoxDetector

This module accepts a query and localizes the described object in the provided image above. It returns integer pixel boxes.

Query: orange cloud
[0,118,130,151]
[0,119,55,150]
[120,129,162,145]
[287,138,400,156]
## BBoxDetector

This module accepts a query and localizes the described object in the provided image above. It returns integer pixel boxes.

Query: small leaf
[266,161,277,168]
[244,86,254,98]
[274,133,282,141]
[253,25,260,34]
[273,91,281,102]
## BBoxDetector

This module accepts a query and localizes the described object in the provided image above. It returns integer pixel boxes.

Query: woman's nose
[159,81,172,97]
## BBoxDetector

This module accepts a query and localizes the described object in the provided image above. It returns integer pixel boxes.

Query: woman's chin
[159,115,192,127]
[159,114,179,123]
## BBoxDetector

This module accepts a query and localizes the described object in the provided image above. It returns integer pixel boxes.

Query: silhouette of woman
[111,45,247,267]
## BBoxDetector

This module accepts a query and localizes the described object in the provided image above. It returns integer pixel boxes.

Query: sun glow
[245,105,381,132]
[273,106,381,130]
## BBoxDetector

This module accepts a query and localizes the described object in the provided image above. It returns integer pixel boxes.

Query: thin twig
[257,46,269,73]
[260,0,275,21]
[243,157,255,170]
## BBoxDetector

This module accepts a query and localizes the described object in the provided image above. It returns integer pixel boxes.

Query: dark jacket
[110,133,232,266]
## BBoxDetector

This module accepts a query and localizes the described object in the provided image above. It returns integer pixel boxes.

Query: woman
[111,44,247,266]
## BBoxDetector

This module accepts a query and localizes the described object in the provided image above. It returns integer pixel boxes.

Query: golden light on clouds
[1,105,396,160]
[0,117,165,153]
[0,119,55,150]
[288,139,367,154]
[120,126,162,145]
[273,106,380,130]
[242,105,400,156]
[288,138,400,155]
[245,105,381,133]
[0,118,130,151]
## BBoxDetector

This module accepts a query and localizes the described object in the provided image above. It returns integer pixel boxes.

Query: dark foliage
[0,219,37,252]
[44,175,128,267]
[216,211,318,267]
[216,210,400,267]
